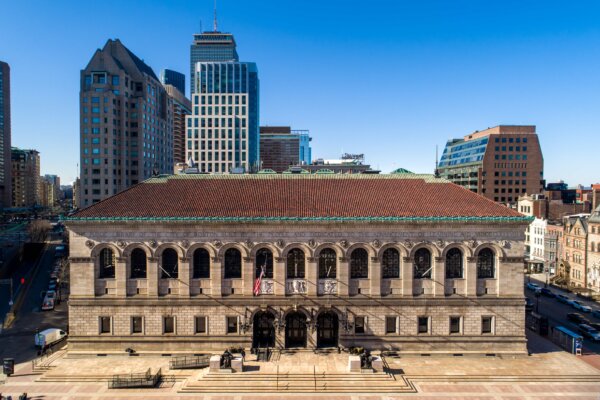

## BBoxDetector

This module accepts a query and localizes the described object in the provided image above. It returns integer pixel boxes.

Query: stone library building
[65,173,530,355]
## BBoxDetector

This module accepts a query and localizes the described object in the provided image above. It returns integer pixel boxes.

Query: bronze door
[253,311,275,348]
[285,312,307,348]
[317,312,339,348]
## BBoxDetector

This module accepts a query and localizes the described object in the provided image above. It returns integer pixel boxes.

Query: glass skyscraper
[186,62,259,173]
[160,69,186,95]
[190,32,239,95]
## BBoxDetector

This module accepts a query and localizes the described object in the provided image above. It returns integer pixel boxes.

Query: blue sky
[1,0,599,185]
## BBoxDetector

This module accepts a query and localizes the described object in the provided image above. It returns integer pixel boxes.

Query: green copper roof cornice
[63,215,533,223]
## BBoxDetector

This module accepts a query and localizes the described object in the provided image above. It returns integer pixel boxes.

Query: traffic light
[20,277,25,285]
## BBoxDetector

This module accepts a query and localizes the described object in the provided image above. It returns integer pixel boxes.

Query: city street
[0,236,68,364]
[525,275,600,354]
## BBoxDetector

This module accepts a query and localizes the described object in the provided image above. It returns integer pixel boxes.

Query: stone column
[116,257,127,297]
[434,257,445,296]
[370,256,381,297]
[274,257,286,296]
[402,257,414,297]
[210,256,222,297]
[147,257,158,297]
[338,257,349,296]
[179,257,191,297]
[466,256,477,296]
[243,257,254,296]
[307,257,318,296]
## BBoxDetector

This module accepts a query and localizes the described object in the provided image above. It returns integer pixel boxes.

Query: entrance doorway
[285,312,307,348]
[253,311,275,348]
[317,311,339,348]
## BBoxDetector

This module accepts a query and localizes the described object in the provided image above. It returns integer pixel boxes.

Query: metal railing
[108,367,161,389]
[169,354,211,369]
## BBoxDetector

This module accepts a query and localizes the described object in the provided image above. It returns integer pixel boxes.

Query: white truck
[34,328,67,349]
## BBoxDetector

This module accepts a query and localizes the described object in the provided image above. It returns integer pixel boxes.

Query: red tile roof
[71,174,524,221]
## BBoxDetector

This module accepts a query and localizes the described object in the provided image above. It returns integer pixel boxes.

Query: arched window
[99,248,115,279]
[477,248,495,279]
[414,248,432,279]
[319,248,337,279]
[224,248,242,279]
[350,248,369,279]
[381,248,400,278]
[130,248,147,279]
[256,248,274,278]
[161,248,179,279]
[287,248,305,279]
[445,248,463,279]
[193,248,210,279]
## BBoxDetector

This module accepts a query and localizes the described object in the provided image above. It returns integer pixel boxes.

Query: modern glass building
[160,69,186,95]
[187,62,259,173]
[259,127,312,172]
[0,61,11,209]
[190,32,239,95]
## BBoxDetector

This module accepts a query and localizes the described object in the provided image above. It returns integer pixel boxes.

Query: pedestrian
[241,348,246,361]
[18,394,27,400]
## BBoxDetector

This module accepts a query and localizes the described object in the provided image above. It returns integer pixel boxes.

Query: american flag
[253,265,265,296]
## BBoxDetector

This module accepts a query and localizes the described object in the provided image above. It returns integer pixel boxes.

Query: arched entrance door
[285,312,307,348]
[317,311,339,348]
[253,311,275,348]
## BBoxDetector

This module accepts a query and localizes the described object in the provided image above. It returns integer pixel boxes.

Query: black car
[540,288,555,297]
[525,298,534,312]
[567,313,591,325]
[589,322,600,331]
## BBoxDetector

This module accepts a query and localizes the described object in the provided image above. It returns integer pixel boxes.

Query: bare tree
[28,220,52,243]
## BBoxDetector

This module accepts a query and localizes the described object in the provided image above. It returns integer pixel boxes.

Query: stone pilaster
[434,257,445,296]
[147,257,158,297]
[338,257,349,296]
[274,257,286,296]
[402,257,413,297]
[69,258,94,298]
[115,257,127,297]
[466,257,477,296]
[210,256,222,297]
[179,257,191,297]
[243,257,254,296]
[307,257,317,296]
[369,256,381,297]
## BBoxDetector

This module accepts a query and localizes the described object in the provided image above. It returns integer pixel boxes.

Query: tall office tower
[163,84,191,165]
[190,32,239,95]
[186,61,259,173]
[160,69,186,96]
[438,125,544,204]
[0,61,12,209]
[11,148,40,207]
[259,126,312,172]
[80,39,173,207]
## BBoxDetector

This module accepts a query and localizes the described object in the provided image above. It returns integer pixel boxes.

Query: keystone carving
[244,239,253,248]
[468,239,478,248]
[436,239,445,248]
[180,240,190,249]
[339,240,349,249]
[213,240,223,248]
[372,239,381,248]
[148,239,158,248]
[85,240,95,249]
[404,240,413,249]
[117,240,127,248]
[275,239,285,249]
[308,239,316,248]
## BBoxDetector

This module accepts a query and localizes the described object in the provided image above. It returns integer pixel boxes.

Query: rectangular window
[418,316,429,334]
[450,316,461,334]
[99,316,111,334]
[132,316,143,333]
[385,316,397,334]
[482,316,494,334]
[227,316,238,334]
[195,316,207,334]
[163,316,175,334]
[355,316,365,334]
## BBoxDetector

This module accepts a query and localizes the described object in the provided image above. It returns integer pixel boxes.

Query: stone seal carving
[501,240,511,249]
[308,239,316,248]
[180,240,190,249]
[85,240,95,249]
[275,239,285,249]
[117,240,127,248]
[404,240,413,249]
[469,239,478,248]
[340,240,349,249]
[372,239,381,249]
[149,239,158,248]
[244,239,253,248]
[214,240,223,248]
[436,239,445,248]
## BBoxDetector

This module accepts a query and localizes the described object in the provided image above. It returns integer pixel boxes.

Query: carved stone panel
[318,279,337,295]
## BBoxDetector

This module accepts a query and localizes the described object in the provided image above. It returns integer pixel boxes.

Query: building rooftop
[68,174,527,223]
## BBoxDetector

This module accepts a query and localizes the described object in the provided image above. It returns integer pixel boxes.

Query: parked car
[48,281,57,291]
[567,313,591,325]
[571,300,593,313]
[526,282,541,292]
[589,322,600,331]
[556,294,570,304]
[525,298,534,312]
[34,328,67,349]
[41,291,56,311]
[578,324,600,341]
[540,288,555,297]
[592,309,600,319]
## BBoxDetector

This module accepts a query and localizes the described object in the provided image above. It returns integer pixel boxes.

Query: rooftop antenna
[213,0,218,32]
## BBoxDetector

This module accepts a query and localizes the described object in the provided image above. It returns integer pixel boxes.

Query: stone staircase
[180,370,416,393]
